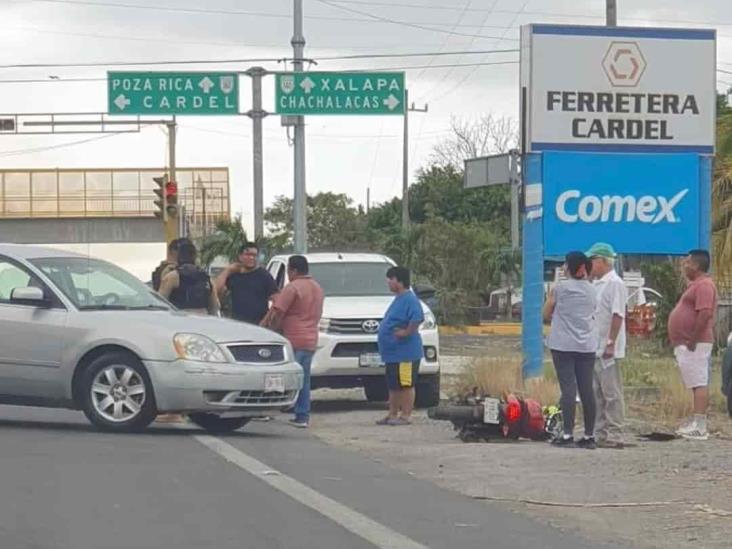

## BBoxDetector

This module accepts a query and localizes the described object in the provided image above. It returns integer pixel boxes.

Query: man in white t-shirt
[587,242,628,449]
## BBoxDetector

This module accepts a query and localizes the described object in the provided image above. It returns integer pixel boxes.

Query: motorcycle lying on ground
[428,392,560,443]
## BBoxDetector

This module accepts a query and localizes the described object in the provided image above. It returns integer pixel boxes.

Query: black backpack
[169,264,212,310]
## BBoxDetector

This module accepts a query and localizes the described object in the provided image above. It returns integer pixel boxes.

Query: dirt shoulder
[309,390,732,549]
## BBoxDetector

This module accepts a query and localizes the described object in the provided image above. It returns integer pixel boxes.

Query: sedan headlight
[173,333,227,363]
[319,317,331,333]
[421,312,437,331]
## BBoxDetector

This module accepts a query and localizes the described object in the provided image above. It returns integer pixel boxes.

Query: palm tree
[711,93,732,284]
[199,215,249,267]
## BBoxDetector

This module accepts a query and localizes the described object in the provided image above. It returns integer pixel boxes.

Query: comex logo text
[556,189,689,224]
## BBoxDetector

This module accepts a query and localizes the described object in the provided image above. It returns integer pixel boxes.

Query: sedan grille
[204,390,297,406]
[227,344,285,364]
[328,318,382,335]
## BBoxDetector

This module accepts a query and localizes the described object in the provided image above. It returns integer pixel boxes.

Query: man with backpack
[158,241,220,316]
[151,238,190,292]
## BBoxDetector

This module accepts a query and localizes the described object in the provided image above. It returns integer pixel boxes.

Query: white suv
[266,253,441,407]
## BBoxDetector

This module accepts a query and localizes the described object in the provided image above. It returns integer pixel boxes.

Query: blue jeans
[294,350,314,422]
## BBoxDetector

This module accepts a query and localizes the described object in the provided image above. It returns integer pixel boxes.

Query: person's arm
[394,297,424,339]
[208,285,221,316]
[214,264,235,298]
[603,282,626,359]
[688,310,713,351]
[158,271,179,300]
[542,288,556,323]
[688,284,715,351]
[263,284,296,331]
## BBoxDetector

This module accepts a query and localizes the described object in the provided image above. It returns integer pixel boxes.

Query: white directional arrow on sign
[199,77,215,94]
[300,77,316,94]
[383,94,400,111]
[114,94,131,111]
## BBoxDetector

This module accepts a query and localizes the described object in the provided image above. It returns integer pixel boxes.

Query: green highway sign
[275,72,405,115]
[107,72,239,115]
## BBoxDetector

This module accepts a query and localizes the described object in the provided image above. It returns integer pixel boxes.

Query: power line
[316,48,519,61]
[0,57,281,69]
[24,0,525,30]
[314,0,519,41]
[0,132,132,158]
[329,0,498,12]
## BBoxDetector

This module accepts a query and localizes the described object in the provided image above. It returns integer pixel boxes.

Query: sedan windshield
[309,262,393,297]
[31,257,169,310]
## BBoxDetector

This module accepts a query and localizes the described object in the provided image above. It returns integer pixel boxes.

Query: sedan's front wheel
[188,413,251,434]
[81,352,157,432]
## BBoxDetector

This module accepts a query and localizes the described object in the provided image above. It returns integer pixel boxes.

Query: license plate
[483,398,500,424]
[359,353,383,367]
[264,374,285,394]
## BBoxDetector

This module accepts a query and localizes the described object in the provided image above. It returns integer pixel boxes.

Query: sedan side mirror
[10,286,48,306]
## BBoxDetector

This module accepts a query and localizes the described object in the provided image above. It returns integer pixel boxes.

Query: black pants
[551,350,597,438]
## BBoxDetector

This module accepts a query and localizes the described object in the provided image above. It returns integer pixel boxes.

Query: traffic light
[165,180,178,217]
[153,175,167,220]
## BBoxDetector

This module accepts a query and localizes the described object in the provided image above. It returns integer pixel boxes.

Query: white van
[266,253,441,407]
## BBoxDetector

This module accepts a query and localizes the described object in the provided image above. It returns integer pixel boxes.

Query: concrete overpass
[0,217,163,244]
[0,167,230,245]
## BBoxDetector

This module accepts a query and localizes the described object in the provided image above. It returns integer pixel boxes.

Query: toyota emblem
[258,348,273,359]
[361,319,380,334]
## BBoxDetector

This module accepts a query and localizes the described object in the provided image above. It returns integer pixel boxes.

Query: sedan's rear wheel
[189,413,250,434]
[81,352,157,432]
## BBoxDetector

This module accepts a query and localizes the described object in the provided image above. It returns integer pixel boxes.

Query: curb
[439,324,550,337]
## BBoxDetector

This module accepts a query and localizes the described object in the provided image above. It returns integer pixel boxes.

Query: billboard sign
[542,151,701,255]
[520,25,716,153]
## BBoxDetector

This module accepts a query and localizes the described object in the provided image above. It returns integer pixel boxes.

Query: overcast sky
[1,0,731,236]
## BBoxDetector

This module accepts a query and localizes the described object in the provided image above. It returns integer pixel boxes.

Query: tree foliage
[264,192,369,252]
[431,114,518,169]
[199,215,249,267]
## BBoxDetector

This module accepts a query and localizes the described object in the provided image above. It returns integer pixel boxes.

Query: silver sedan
[0,244,303,433]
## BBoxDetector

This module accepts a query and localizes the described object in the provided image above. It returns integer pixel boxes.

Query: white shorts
[674,343,713,389]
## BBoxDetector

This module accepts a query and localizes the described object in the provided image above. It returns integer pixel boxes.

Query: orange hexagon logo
[602,41,647,87]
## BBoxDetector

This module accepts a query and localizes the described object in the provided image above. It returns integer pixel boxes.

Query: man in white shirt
[587,242,628,449]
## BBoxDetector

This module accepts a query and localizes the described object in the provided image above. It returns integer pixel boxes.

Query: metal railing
[0,168,230,220]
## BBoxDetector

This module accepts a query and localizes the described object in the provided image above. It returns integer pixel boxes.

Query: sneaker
[375,416,396,426]
[288,418,309,429]
[551,435,575,447]
[576,437,598,450]
[391,417,412,426]
[677,421,708,441]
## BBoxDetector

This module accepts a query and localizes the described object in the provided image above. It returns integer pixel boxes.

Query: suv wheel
[189,413,251,434]
[363,378,389,402]
[415,374,441,409]
[81,351,157,432]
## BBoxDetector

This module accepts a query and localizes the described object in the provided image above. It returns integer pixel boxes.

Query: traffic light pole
[246,67,267,242]
[166,118,179,243]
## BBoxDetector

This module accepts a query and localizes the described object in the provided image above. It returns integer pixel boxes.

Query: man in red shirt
[263,256,324,429]
[667,249,717,440]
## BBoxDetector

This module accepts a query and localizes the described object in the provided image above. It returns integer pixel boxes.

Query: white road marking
[194,434,429,549]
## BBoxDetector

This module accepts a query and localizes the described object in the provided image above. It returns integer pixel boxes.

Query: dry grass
[446,356,560,404]
[447,343,729,432]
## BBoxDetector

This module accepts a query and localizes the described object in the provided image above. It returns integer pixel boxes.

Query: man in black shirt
[215,242,278,324]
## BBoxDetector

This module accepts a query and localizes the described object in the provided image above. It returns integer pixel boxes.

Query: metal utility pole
[246,67,267,242]
[509,149,520,251]
[402,89,428,228]
[292,0,307,253]
[606,0,617,26]
[166,117,179,242]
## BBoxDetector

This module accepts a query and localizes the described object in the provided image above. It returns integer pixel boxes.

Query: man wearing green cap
[587,242,628,449]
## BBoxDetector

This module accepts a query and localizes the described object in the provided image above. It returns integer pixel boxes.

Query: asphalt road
[0,404,617,549]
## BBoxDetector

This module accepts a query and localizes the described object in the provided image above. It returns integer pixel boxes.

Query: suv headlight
[173,333,227,363]
[319,318,331,333]
[421,312,437,331]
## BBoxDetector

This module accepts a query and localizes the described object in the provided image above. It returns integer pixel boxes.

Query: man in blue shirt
[377,266,424,426]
